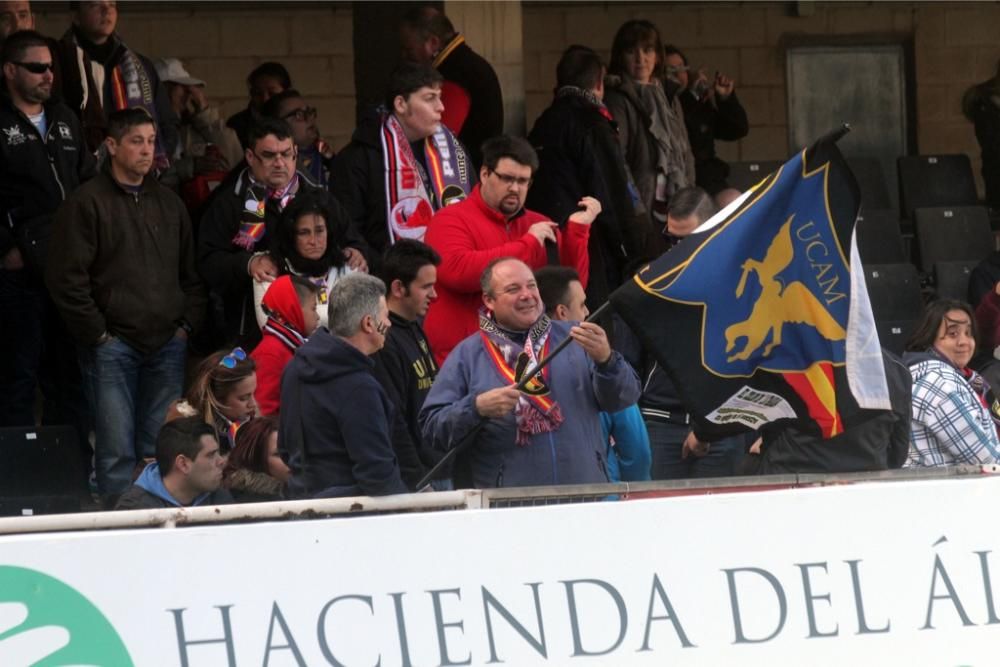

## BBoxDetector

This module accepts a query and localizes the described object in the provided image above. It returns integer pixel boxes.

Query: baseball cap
[153,57,205,86]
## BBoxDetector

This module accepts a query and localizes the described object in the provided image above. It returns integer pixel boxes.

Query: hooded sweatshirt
[251,275,308,416]
[114,462,232,510]
[278,329,408,498]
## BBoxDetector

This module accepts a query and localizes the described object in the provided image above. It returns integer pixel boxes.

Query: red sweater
[423,185,590,365]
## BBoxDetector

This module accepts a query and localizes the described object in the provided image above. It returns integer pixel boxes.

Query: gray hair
[327,273,386,337]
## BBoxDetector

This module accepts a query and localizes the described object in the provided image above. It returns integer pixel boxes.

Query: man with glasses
[0,31,94,464]
[423,134,600,365]
[46,108,206,508]
[198,117,369,347]
[279,272,409,499]
[261,88,333,190]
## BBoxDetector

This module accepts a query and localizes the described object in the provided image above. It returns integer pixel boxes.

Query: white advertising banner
[1,477,999,666]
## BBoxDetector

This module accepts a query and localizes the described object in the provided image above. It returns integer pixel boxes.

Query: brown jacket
[46,168,206,354]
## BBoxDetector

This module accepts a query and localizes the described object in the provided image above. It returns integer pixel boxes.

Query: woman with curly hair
[253,189,358,331]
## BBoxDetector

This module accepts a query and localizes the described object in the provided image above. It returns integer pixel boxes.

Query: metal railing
[0,465,995,535]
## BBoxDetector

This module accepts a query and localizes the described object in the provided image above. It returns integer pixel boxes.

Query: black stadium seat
[863,262,923,355]
[913,205,993,273]
[934,260,978,302]
[855,208,906,264]
[0,426,89,516]
[897,154,978,221]
[847,157,892,211]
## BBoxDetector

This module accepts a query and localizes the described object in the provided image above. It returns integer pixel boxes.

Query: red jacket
[251,276,307,416]
[423,185,590,365]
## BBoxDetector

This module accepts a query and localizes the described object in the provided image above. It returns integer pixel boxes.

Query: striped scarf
[262,314,307,354]
[478,309,564,446]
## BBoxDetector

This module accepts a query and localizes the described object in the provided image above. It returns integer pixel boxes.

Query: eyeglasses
[13,61,53,74]
[282,106,317,122]
[374,318,389,336]
[252,148,296,164]
[665,65,690,74]
[219,347,247,368]
[490,170,532,188]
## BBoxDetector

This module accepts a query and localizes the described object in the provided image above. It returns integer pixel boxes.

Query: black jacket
[279,329,409,499]
[527,91,651,309]
[372,312,444,488]
[680,90,749,195]
[0,94,95,270]
[56,25,177,156]
[330,115,393,263]
[197,169,367,344]
[753,349,912,474]
[45,167,206,354]
[225,105,255,150]
[436,37,504,168]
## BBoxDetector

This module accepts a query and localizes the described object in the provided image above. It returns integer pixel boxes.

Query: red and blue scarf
[478,309,564,446]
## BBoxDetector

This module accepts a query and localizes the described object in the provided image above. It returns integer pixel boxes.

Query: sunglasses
[14,61,53,74]
[219,347,247,368]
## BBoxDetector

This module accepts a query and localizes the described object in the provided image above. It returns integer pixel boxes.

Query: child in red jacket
[251,275,320,415]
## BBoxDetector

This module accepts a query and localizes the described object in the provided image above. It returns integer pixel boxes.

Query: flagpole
[415,301,613,490]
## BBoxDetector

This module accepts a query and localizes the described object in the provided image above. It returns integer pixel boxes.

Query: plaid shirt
[906,359,1000,466]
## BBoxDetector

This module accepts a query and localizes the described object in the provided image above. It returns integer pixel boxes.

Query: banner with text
[1,478,999,666]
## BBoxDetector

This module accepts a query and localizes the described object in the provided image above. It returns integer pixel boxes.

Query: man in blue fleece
[115,417,231,510]
[420,257,641,488]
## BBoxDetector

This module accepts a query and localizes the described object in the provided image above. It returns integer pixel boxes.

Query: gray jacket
[419,320,641,488]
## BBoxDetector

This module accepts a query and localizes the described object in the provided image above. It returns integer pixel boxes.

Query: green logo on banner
[0,565,133,666]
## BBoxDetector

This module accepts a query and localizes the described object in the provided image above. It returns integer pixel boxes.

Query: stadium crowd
[1,1,997,511]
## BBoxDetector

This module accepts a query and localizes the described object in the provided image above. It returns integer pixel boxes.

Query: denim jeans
[645,419,747,480]
[78,335,186,496]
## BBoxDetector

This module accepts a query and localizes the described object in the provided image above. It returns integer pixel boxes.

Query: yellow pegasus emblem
[724,216,846,362]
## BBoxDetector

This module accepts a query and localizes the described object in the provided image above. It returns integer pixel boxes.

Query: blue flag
[611,135,890,438]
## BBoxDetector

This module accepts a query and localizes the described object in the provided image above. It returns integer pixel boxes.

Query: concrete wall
[32,2,357,150]
[522,1,1000,196]
[26,1,1000,196]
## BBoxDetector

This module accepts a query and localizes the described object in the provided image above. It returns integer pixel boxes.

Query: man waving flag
[610,129,890,440]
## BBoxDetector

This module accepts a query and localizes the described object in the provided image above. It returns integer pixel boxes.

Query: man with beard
[0,30,94,458]
[423,134,598,364]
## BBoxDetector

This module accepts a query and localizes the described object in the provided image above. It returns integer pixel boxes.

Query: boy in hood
[251,274,320,416]
[115,417,231,510]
